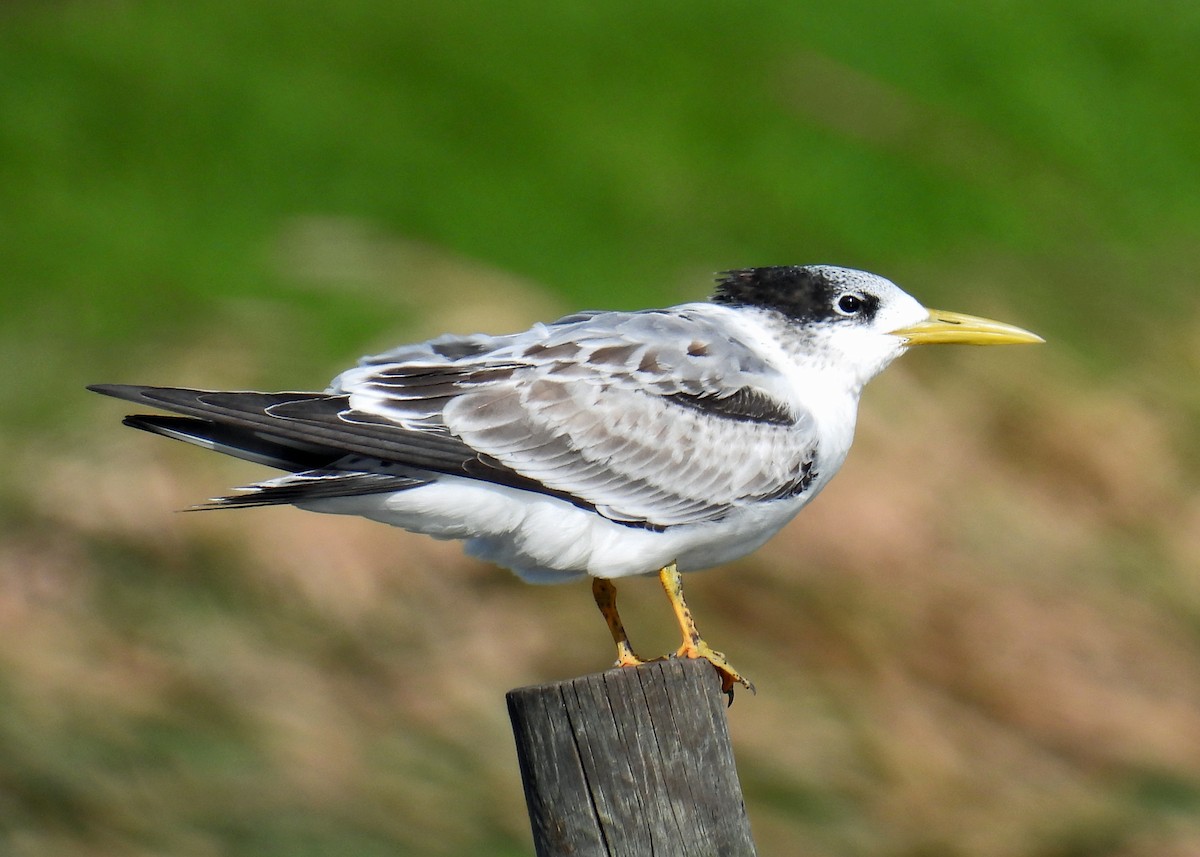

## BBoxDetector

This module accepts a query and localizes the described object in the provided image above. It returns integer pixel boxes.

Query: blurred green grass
[3,1,1200,855]
[4,0,1199,421]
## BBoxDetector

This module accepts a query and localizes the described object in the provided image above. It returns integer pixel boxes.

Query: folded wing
[338,308,822,527]
[91,308,821,528]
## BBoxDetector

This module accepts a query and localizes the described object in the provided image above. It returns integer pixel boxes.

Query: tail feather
[122,414,338,472]
[192,469,427,510]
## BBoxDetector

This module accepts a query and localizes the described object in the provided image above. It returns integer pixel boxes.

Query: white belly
[301,469,834,584]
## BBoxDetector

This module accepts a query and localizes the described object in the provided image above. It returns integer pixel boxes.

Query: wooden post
[506,658,757,857]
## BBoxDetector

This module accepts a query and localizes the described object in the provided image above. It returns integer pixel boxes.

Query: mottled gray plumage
[336,308,820,528]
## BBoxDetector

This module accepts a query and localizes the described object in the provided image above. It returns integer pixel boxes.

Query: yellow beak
[890,309,1044,346]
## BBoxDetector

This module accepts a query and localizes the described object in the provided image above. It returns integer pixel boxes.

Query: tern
[90,265,1042,696]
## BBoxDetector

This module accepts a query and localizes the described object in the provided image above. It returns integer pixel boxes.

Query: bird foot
[673,637,755,701]
[610,642,649,669]
[609,645,754,704]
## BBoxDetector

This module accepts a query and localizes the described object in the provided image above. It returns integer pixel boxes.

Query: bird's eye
[835,293,865,316]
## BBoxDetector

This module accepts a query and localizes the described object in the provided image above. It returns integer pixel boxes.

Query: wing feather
[340,307,821,527]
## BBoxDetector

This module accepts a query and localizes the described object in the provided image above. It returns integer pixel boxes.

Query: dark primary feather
[122,414,339,471]
[119,413,429,508]
[90,384,478,473]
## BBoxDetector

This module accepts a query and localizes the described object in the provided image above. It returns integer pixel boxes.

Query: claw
[675,636,755,700]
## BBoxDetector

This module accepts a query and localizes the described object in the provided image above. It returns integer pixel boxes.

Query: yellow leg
[659,562,755,698]
[592,577,646,668]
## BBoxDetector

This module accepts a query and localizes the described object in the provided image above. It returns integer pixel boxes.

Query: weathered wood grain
[507,658,757,857]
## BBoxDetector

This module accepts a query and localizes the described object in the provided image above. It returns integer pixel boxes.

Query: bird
[89,265,1042,697]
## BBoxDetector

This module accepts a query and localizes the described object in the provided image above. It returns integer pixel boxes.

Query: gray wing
[335,308,821,527]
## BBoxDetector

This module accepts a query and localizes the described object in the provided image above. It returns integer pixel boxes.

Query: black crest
[711,266,878,324]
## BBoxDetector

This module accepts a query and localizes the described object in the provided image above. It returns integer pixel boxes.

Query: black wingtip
[87,383,153,403]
